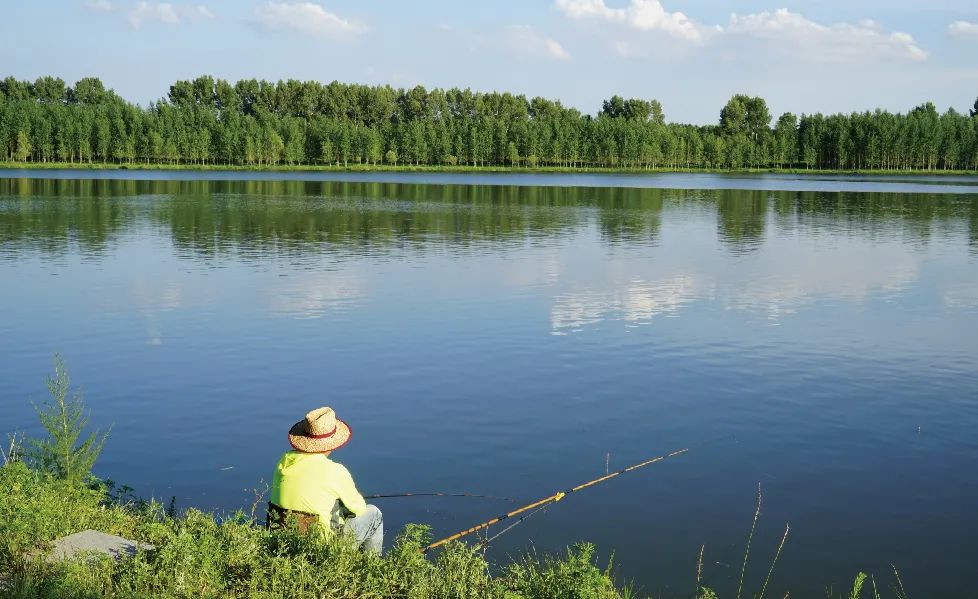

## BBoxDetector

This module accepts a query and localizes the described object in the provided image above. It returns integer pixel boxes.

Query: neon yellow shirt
[269,451,367,535]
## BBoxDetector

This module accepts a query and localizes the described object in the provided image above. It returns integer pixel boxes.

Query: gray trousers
[342,504,383,555]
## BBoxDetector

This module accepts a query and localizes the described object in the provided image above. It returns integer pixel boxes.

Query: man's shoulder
[323,457,353,475]
[323,456,348,468]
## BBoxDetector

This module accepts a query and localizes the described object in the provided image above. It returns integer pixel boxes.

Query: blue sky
[3,0,977,123]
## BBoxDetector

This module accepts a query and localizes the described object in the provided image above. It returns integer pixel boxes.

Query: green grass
[0,460,630,598]
[0,160,975,177]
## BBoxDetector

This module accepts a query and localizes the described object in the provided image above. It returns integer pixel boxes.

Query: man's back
[270,450,367,533]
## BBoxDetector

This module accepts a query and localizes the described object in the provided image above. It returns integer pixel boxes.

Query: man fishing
[268,407,383,554]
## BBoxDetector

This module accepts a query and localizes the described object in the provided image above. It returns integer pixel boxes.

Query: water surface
[1,173,977,597]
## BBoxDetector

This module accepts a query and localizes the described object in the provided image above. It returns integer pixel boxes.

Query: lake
[1,170,977,597]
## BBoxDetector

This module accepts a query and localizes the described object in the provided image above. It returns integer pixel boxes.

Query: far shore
[2,161,977,177]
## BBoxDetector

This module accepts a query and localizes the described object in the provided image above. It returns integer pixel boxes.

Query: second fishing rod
[423,446,690,553]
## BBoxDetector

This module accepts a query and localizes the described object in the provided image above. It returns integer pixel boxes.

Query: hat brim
[288,418,352,453]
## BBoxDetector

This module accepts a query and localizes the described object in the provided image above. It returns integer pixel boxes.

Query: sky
[2,0,977,124]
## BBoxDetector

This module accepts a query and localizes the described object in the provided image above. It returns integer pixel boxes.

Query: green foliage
[0,74,975,171]
[0,462,627,598]
[27,355,109,484]
[0,461,142,564]
[851,572,868,598]
[504,544,622,599]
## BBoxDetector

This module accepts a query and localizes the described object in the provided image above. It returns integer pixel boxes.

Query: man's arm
[334,464,368,516]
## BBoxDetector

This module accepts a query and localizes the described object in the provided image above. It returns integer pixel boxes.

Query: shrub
[27,355,109,484]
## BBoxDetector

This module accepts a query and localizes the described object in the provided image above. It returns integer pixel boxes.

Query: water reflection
[131,278,184,346]
[268,271,365,320]
[551,276,697,333]
[2,179,976,261]
[717,192,768,253]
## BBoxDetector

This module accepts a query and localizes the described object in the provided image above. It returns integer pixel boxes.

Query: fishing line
[364,492,515,501]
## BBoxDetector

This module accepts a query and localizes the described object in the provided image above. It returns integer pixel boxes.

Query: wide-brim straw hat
[288,407,352,453]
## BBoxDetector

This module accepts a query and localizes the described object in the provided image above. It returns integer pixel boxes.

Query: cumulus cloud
[506,25,571,61]
[88,1,214,28]
[86,0,113,11]
[948,20,978,38]
[726,9,927,62]
[556,0,706,41]
[129,2,179,27]
[253,1,365,37]
[191,4,214,19]
[555,1,928,62]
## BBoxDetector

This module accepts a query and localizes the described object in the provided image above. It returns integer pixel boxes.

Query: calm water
[1,172,977,597]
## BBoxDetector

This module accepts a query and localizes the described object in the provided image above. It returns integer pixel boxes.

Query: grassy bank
[0,160,976,177]
[0,461,631,599]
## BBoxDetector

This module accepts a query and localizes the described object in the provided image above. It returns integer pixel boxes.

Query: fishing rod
[423,446,689,553]
[364,492,515,501]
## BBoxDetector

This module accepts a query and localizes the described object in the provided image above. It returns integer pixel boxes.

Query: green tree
[14,130,31,161]
[28,355,110,484]
[773,113,798,168]
[70,77,107,105]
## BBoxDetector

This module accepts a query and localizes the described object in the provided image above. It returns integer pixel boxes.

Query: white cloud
[556,0,707,42]
[129,2,179,28]
[948,20,978,38]
[556,2,928,62]
[253,2,365,37]
[88,1,214,28]
[556,0,623,21]
[192,4,214,20]
[506,25,571,61]
[727,9,928,62]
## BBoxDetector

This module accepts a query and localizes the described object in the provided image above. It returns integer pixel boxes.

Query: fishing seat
[266,502,319,534]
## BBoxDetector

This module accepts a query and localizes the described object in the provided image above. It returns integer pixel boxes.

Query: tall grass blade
[736,482,763,599]
[758,523,790,599]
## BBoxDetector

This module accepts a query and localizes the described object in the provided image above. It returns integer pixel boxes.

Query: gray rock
[48,530,154,563]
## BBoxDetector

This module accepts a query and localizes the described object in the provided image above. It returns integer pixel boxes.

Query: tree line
[2,75,977,171]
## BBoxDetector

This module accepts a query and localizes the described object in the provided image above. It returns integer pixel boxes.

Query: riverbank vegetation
[0,358,908,598]
[1,75,976,172]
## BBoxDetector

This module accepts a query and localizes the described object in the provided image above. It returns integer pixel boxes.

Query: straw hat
[288,407,352,453]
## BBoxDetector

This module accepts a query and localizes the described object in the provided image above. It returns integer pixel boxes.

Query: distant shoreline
[2,161,977,177]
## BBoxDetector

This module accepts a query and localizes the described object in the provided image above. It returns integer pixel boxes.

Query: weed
[27,355,109,484]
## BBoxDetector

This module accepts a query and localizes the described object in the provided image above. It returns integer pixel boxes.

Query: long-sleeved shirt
[269,451,367,535]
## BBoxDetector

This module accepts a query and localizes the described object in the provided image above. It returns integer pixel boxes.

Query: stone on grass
[47,529,154,563]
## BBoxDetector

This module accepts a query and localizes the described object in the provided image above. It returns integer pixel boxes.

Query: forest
[1,75,977,171]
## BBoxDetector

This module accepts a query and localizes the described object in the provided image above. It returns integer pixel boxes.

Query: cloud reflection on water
[267,271,365,320]
[549,234,924,333]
